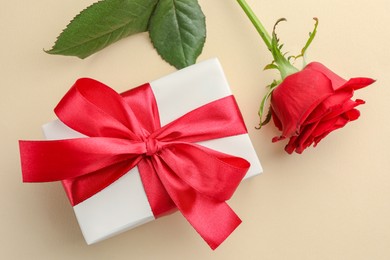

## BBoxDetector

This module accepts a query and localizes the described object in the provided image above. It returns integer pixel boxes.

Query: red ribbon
[19,78,250,249]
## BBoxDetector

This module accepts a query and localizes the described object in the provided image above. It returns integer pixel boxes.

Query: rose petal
[305,62,375,91]
[284,136,298,154]
[286,99,364,153]
[305,87,354,124]
[271,67,333,139]
[322,99,364,122]
[311,116,342,139]
[340,77,376,91]
[285,121,318,154]
[345,107,361,121]
[305,62,347,90]
[313,116,349,146]
[271,107,283,132]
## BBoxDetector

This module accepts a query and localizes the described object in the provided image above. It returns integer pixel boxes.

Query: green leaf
[149,0,206,69]
[257,80,279,129]
[292,18,319,66]
[46,0,159,58]
[263,63,278,71]
[269,18,299,79]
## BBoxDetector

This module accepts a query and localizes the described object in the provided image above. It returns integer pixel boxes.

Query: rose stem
[236,0,272,51]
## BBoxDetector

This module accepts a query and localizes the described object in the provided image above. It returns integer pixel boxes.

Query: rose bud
[271,62,375,153]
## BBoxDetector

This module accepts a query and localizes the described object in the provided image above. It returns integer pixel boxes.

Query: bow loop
[160,143,249,201]
[152,95,248,144]
[55,78,142,140]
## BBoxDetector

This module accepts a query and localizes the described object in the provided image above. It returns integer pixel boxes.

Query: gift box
[20,58,262,249]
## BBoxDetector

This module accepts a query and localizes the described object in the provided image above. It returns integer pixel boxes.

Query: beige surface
[1,0,389,259]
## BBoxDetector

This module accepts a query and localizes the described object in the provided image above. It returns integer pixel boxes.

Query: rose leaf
[149,0,206,69]
[45,0,159,59]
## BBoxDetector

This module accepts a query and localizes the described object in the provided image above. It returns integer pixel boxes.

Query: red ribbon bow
[19,78,250,249]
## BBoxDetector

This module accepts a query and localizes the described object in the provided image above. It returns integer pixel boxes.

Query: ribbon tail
[182,194,242,250]
[137,158,176,217]
[150,156,242,250]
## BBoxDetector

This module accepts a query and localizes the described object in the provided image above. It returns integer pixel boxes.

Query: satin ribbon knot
[19,78,250,250]
[144,136,161,156]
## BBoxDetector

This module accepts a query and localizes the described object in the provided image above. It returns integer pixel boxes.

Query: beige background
[1,0,389,259]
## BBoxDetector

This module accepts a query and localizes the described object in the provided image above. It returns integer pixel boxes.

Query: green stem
[236,0,272,51]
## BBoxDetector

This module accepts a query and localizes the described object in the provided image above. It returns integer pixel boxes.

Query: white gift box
[43,58,263,245]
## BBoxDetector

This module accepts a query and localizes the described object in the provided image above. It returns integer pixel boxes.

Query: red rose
[236,1,375,153]
[270,62,375,154]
